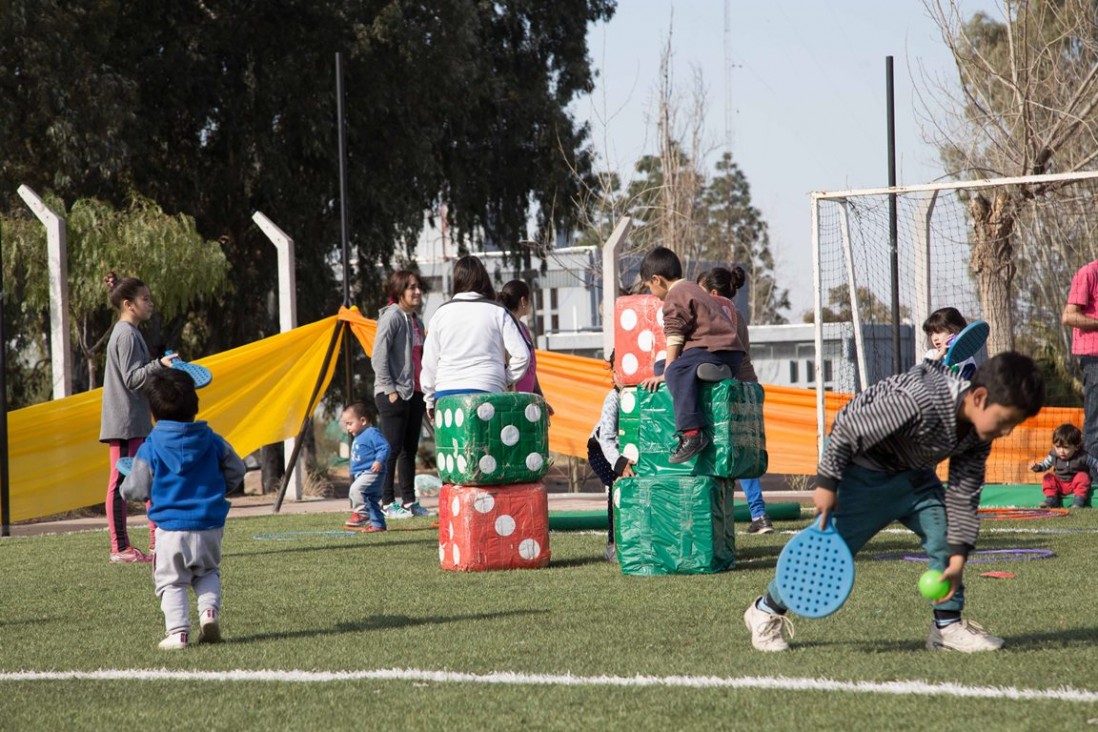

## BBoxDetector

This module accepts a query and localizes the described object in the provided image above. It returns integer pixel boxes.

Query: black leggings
[587,438,616,545]
[374,392,426,505]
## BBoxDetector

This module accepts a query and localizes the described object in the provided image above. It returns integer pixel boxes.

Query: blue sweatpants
[767,464,965,613]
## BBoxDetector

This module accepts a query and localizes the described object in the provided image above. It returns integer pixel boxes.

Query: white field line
[2,668,1098,703]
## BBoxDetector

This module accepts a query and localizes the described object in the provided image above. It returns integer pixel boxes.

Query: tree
[925,0,1098,356]
[1,0,616,356]
[2,193,228,404]
[807,285,911,325]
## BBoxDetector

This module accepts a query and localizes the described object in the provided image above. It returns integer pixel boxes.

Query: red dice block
[614,295,667,385]
[438,483,551,571]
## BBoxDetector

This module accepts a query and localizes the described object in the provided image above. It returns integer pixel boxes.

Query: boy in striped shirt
[744,352,1044,653]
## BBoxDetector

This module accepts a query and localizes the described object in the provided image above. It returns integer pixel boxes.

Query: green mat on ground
[547,502,802,531]
[979,484,1045,507]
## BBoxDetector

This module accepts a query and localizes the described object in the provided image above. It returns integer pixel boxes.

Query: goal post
[809,169,1098,467]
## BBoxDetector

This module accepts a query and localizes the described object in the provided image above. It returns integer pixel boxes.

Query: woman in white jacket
[421,255,531,416]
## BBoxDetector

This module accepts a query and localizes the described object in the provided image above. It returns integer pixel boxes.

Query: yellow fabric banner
[4,305,1074,522]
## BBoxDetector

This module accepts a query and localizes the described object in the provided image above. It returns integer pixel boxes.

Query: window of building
[789,360,799,383]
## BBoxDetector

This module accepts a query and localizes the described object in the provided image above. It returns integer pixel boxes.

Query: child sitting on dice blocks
[638,247,745,463]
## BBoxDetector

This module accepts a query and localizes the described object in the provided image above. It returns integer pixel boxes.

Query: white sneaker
[743,597,794,652]
[158,630,188,651]
[383,503,414,519]
[926,619,1004,652]
[197,608,222,644]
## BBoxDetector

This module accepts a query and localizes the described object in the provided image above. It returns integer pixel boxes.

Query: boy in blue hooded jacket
[122,368,246,651]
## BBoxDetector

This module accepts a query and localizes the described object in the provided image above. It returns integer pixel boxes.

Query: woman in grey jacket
[372,270,430,519]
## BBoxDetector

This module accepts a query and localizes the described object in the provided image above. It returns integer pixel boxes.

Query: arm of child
[944,441,993,559]
[1030,452,1053,472]
[217,438,247,493]
[594,390,628,473]
[368,429,390,469]
[116,333,164,392]
[420,323,440,414]
[816,391,922,491]
[500,312,531,386]
[120,450,153,503]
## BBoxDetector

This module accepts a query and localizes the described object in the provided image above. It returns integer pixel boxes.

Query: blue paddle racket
[115,457,134,476]
[774,515,855,618]
[166,350,212,388]
[944,320,989,367]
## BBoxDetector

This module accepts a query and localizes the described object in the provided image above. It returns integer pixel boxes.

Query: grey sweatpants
[154,527,223,634]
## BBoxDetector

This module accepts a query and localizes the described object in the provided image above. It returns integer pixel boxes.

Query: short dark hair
[451,255,495,298]
[697,266,747,299]
[969,351,1045,418]
[498,280,530,312]
[922,307,968,337]
[145,369,199,422]
[386,270,421,303]
[342,401,372,422]
[639,246,682,281]
[1052,423,1083,449]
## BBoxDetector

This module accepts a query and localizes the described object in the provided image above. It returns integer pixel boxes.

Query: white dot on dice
[456,455,467,473]
[525,453,544,471]
[453,545,461,565]
[621,391,636,413]
[622,353,639,375]
[518,538,541,560]
[451,497,461,516]
[479,455,497,474]
[620,308,638,331]
[444,409,453,427]
[438,545,445,563]
[613,486,621,508]
[623,444,639,463]
[473,493,495,513]
[455,409,465,427]
[445,454,454,473]
[501,425,520,446]
[477,403,495,421]
[435,410,444,428]
[524,404,541,422]
[495,514,516,536]
[656,308,665,326]
[637,329,654,352]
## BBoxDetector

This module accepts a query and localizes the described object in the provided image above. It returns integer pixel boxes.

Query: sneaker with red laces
[110,546,152,564]
[358,524,387,533]
[158,630,188,650]
[344,512,369,528]
[197,609,222,644]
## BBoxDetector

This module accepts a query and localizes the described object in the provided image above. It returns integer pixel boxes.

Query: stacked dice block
[613,295,768,575]
[433,392,552,571]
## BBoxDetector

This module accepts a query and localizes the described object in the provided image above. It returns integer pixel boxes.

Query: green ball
[918,569,950,600]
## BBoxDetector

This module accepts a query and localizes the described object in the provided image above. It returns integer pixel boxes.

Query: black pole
[886,56,901,375]
[336,52,354,402]
[0,219,9,537]
[273,319,347,513]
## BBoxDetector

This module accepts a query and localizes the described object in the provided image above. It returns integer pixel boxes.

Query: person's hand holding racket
[812,485,838,528]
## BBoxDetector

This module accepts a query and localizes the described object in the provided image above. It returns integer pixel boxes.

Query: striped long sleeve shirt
[817,361,990,557]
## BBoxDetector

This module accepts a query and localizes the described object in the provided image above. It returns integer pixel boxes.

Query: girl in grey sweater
[99,272,177,563]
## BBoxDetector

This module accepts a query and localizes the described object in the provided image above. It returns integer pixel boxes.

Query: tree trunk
[968,191,1017,355]
[259,443,284,494]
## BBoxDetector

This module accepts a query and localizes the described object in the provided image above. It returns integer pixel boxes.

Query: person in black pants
[372,270,431,519]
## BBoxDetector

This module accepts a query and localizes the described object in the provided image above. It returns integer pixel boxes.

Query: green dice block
[624,381,767,478]
[434,392,550,486]
[613,475,736,575]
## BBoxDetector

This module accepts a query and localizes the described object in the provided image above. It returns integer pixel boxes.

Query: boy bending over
[744,353,1044,653]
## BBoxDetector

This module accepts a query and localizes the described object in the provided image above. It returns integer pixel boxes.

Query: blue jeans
[349,471,386,529]
[1082,357,1098,459]
[767,464,964,613]
[662,349,744,431]
[740,477,766,519]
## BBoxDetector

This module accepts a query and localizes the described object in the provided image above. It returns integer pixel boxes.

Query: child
[499,279,554,418]
[922,307,977,380]
[638,247,745,463]
[743,352,1044,653]
[588,350,635,562]
[1030,423,1097,508]
[121,369,246,650]
[697,266,772,535]
[341,401,391,532]
[99,271,178,563]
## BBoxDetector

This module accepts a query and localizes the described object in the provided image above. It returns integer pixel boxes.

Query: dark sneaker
[696,363,733,382]
[747,516,774,534]
[1072,496,1087,508]
[1039,497,1062,509]
[668,432,709,464]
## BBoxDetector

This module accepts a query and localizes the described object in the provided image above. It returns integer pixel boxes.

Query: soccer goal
[810,169,1098,453]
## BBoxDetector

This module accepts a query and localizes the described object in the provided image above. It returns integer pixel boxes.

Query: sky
[577,0,999,318]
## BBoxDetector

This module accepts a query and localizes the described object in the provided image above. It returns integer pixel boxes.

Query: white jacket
[421,293,531,409]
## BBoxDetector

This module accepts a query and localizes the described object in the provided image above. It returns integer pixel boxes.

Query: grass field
[3,508,1098,730]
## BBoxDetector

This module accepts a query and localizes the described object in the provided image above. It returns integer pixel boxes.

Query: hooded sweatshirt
[121,420,246,531]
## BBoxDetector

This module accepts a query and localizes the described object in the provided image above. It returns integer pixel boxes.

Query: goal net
[810,170,1098,476]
